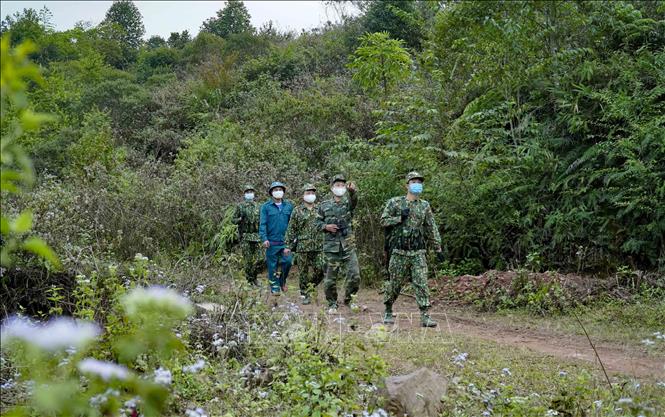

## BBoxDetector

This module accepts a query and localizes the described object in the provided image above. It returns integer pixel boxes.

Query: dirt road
[274,287,664,379]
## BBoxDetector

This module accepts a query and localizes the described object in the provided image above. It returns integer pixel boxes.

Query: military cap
[302,183,317,192]
[405,171,424,182]
[243,184,255,192]
[330,174,346,185]
[268,181,287,194]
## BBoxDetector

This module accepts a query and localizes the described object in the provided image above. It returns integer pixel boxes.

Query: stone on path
[382,368,447,417]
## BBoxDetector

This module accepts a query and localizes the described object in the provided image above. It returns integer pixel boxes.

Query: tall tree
[348,31,412,97]
[1,7,52,46]
[201,0,253,38]
[103,0,145,49]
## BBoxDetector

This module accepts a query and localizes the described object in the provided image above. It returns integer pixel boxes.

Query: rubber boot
[420,311,437,328]
[383,304,395,324]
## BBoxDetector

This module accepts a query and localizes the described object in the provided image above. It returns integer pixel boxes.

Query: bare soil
[273,286,665,380]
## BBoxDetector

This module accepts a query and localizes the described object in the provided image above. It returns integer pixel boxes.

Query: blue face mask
[408,183,423,194]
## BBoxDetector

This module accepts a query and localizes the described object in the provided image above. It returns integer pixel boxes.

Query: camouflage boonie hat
[243,184,255,192]
[302,183,317,192]
[268,181,287,194]
[330,174,346,185]
[405,171,424,183]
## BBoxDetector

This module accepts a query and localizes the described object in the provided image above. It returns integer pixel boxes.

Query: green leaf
[12,210,33,233]
[22,237,61,268]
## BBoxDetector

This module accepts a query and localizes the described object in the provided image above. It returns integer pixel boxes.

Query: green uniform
[380,196,442,312]
[316,189,360,307]
[232,200,264,284]
[285,203,324,297]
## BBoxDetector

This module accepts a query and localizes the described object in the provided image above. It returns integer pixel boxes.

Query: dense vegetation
[2,0,663,278]
[1,1,664,416]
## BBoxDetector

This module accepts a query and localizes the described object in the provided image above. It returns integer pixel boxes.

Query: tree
[146,35,166,49]
[201,0,253,38]
[348,32,412,97]
[102,0,145,49]
[362,0,425,49]
[1,7,52,46]
[167,30,191,48]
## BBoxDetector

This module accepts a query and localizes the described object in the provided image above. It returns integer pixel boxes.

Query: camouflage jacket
[316,191,358,253]
[284,203,323,252]
[232,201,261,242]
[380,196,442,253]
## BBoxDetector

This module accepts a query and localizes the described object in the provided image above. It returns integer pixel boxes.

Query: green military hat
[302,183,317,192]
[243,184,255,192]
[405,171,424,182]
[330,174,346,185]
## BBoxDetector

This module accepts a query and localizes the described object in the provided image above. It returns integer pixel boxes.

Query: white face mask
[303,194,316,203]
[332,186,347,197]
[244,192,255,201]
[272,190,284,199]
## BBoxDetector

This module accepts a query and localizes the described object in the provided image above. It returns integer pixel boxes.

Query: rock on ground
[381,368,447,417]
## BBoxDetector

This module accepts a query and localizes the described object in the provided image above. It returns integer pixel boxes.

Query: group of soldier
[232,172,443,327]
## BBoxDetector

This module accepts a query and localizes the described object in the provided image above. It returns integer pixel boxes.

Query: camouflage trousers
[383,250,430,311]
[296,251,324,297]
[241,240,264,284]
[323,249,360,306]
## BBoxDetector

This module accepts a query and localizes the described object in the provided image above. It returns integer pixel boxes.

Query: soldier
[316,174,360,312]
[232,185,263,286]
[259,181,294,296]
[284,184,325,305]
[380,172,445,327]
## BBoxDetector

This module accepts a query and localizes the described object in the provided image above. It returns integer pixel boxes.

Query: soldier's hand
[347,182,357,192]
[436,251,445,263]
[283,248,291,256]
[325,224,339,233]
[400,208,410,221]
[263,240,270,248]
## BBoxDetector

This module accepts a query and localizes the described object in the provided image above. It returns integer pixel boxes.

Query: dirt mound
[429,270,614,307]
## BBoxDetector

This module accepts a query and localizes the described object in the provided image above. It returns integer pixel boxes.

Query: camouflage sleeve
[380,198,402,227]
[231,204,242,225]
[348,189,358,212]
[424,203,442,251]
[284,209,299,250]
[316,203,327,231]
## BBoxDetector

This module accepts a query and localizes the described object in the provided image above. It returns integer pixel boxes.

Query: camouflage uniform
[232,185,263,284]
[316,175,360,308]
[381,172,442,325]
[285,184,324,300]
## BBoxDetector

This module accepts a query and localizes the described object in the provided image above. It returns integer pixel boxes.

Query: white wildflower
[362,409,388,417]
[482,411,491,417]
[78,358,130,381]
[641,339,655,346]
[183,359,206,374]
[501,368,512,376]
[134,253,149,262]
[1,379,15,390]
[258,390,269,399]
[558,371,567,377]
[1,316,100,351]
[593,400,602,408]
[154,367,172,385]
[453,352,469,365]
[545,410,559,416]
[617,398,633,405]
[185,407,208,417]
[122,286,193,317]
[195,284,206,294]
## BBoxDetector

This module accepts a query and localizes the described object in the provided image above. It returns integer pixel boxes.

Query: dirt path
[274,287,664,380]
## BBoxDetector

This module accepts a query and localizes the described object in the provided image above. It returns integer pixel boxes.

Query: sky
[0,1,359,38]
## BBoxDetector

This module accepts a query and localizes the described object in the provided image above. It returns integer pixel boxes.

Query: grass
[379,331,665,416]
